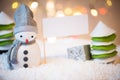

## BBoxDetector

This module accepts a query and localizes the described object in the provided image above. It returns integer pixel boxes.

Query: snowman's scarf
[7,40,21,70]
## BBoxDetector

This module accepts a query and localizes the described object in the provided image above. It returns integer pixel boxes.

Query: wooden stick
[41,21,47,64]
[43,38,46,64]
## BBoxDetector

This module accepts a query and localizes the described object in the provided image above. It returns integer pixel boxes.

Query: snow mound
[0,58,120,80]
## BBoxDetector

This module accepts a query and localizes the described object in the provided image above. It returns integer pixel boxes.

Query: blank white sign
[42,15,89,37]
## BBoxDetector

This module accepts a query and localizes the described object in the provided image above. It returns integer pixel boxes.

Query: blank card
[42,15,89,37]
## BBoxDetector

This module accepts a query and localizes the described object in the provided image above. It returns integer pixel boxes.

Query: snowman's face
[15,32,37,44]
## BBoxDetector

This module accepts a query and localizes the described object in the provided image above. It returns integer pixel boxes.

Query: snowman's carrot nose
[26,39,29,44]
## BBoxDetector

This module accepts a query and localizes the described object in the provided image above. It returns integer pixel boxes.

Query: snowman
[7,4,41,70]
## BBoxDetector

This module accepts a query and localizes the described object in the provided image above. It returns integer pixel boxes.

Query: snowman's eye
[20,35,23,38]
[31,36,34,38]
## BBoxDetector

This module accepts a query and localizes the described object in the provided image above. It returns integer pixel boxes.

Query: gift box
[67,45,91,61]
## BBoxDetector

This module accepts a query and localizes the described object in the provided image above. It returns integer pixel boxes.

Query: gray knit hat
[14,4,37,34]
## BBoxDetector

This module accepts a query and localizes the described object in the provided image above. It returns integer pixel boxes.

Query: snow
[0,57,120,80]
[90,21,116,37]
[0,40,120,80]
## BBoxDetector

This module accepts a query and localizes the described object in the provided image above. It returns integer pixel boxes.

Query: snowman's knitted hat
[14,4,37,34]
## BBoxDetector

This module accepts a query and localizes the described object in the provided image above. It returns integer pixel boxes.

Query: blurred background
[0,0,120,45]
